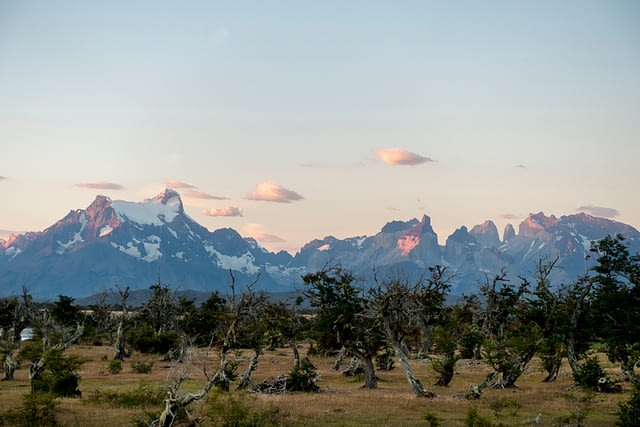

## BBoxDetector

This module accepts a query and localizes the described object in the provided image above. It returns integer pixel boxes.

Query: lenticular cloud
[246,181,304,203]
[375,148,433,166]
[165,179,197,189]
[76,182,124,190]
[576,205,620,219]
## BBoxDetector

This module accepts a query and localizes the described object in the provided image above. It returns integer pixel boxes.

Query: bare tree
[371,272,437,397]
[1,286,36,381]
[89,292,116,346]
[469,269,540,395]
[415,265,453,359]
[148,271,266,426]
[113,285,131,361]
[143,275,179,335]
[28,316,84,393]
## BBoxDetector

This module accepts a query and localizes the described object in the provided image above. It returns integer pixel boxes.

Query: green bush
[464,406,503,427]
[489,396,522,417]
[17,340,43,366]
[0,392,59,427]
[31,348,84,397]
[618,381,640,426]
[131,360,154,374]
[574,356,621,393]
[206,391,289,427]
[86,382,164,409]
[127,326,179,354]
[286,357,319,392]
[107,359,122,374]
[423,412,440,427]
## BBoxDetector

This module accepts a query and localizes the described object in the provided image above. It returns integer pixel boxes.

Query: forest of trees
[1,234,639,426]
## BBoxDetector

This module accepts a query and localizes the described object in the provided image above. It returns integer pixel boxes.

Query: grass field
[0,343,631,426]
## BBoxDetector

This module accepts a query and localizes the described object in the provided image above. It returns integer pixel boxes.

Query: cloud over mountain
[576,205,620,218]
[375,148,433,166]
[246,181,304,203]
[166,179,197,189]
[243,223,287,244]
[185,190,228,200]
[203,206,242,217]
[499,213,521,220]
[76,182,124,190]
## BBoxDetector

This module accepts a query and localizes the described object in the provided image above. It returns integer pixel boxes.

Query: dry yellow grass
[0,344,631,426]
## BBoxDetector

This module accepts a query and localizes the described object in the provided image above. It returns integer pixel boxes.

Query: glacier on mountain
[111,192,181,226]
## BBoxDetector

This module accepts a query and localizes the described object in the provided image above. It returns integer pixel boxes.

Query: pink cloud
[246,181,304,203]
[76,182,124,190]
[375,148,433,166]
[243,224,286,243]
[499,213,521,220]
[185,190,228,200]
[0,176,7,180]
[576,205,620,219]
[251,232,286,243]
[165,179,197,189]
[203,206,243,217]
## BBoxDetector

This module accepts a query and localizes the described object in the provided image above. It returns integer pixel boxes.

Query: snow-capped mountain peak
[112,189,183,226]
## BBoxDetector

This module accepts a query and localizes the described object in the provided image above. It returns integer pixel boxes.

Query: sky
[1,0,639,254]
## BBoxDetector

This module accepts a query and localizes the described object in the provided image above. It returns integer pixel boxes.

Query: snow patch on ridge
[204,245,260,275]
[112,198,180,226]
[111,241,141,258]
[56,214,87,254]
[5,246,21,260]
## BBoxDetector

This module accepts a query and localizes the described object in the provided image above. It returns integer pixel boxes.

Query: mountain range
[1,189,639,299]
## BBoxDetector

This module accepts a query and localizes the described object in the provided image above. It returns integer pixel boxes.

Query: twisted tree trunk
[332,346,346,371]
[542,352,562,382]
[3,348,15,381]
[236,349,260,390]
[382,319,435,397]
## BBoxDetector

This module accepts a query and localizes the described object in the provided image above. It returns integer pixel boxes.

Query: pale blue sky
[1,1,639,253]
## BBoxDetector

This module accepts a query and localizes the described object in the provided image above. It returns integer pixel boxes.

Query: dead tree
[526,256,565,382]
[1,286,35,380]
[113,285,131,361]
[331,346,346,371]
[90,292,116,346]
[564,276,594,380]
[148,271,265,426]
[28,320,84,393]
[415,265,453,359]
[470,269,540,395]
[371,273,437,397]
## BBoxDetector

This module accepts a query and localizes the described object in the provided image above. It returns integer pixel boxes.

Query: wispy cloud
[375,148,434,166]
[166,179,197,189]
[203,206,243,217]
[515,164,526,169]
[243,224,286,243]
[185,190,228,200]
[576,205,620,218]
[76,182,124,190]
[499,213,520,220]
[246,181,304,203]
[0,176,7,181]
